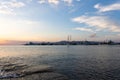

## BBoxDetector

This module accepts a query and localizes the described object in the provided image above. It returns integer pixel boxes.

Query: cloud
[94,3,120,12]
[0,0,25,8]
[27,0,32,2]
[72,15,120,32]
[0,7,14,15]
[75,27,93,32]
[48,0,59,5]
[38,0,59,5]
[63,0,73,6]
[38,0,74,6]
[89,33,97,38]
[0,0,25,15]
[38,0,46,4]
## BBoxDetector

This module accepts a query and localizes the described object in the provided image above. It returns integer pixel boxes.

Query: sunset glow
[0,0,120,44]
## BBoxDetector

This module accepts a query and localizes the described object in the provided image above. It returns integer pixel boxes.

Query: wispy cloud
[72,15,120,32]
[94,3,120,12]
[38,0,75,6]
[38,0,46,4]
[0,0,25,15]
[75,27,93,32]
[38,0,59,5]
[0,7,13,15]
[48,0,59,5]
[27,0,33,2]
[63,0,73,6]
[89,33,97,38]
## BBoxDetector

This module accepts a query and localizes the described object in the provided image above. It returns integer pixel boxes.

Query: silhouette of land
[24,40,120,45]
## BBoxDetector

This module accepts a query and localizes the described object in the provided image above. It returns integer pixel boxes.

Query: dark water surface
[0,45,120,80]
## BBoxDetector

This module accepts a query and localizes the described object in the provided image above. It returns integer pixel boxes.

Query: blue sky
[0,0,120,44]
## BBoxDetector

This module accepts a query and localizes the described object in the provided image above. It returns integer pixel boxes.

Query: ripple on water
[0,63,52,79]
[0,57,69,80]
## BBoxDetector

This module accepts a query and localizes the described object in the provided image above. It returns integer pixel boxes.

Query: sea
[0,45,120,80]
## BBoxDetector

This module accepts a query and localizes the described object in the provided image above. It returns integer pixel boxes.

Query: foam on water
[0,70,20,78]
[0,63,27,79]
[0,57,52,79]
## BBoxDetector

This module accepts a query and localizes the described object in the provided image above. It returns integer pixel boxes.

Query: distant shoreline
[24,40,120,45]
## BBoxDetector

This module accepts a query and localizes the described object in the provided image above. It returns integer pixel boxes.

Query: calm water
[0,45,120,80]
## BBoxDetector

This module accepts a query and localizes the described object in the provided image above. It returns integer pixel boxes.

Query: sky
[0,0,120,44]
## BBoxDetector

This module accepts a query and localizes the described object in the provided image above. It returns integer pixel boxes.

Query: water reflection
[0,45,120,80]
